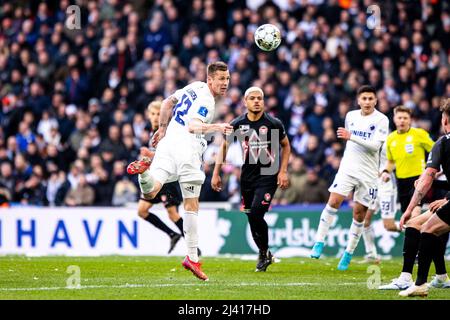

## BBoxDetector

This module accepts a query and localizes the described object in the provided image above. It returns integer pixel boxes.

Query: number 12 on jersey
[173,94,192,126]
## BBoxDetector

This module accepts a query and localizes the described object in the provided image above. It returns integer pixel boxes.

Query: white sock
[345,219,364,254]
[395,221,401,232]
[436,274,448,281]
[184,211,199,262]
[362,225,378,257]
[400,272,412,281]
[315,204,338,243]
[138,170,155,194]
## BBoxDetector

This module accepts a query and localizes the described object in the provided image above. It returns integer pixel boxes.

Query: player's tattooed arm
[159,95,178,129]
[404,168,436,211]
[400,167,437,228]
[151,95,178,147]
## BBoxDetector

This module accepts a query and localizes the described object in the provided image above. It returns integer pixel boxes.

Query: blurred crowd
[0,0,449,207]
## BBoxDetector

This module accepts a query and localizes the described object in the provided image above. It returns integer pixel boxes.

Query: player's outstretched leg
[127,147,154,175]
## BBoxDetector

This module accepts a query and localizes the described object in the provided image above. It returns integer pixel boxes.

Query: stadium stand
[0,0,448,207]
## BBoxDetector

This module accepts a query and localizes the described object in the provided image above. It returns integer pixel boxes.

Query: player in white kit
[127,61,232,281]
[310,85,390,271]
[360,141,399,264]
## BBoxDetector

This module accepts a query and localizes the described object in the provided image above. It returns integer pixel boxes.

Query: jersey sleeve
[172,88,184,102]
[426,138,442,170]
[419,128,434,152]
[274,118,287,141]
[344,113,349,130]
[230,117,240,131]
[373,117,389,143]
[190,96,213,123]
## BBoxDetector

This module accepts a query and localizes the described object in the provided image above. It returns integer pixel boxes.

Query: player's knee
[327,194,343,209]
[353,207,366,222]
[183,200,199,213]
[137,209,148,219]
[249,204,268,217]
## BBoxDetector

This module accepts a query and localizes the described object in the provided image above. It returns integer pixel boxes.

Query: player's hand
[218,123,233,136]
[336,127,351,140]
[151,128,166,147]
[381,171,391,182]
[429,198,449,213]
[277,171,289,190]
[400,210,412,230]
[211,174,222,192]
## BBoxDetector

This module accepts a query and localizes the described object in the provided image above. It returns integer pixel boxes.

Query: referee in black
[399,98,450,297]
[212,86,291,272]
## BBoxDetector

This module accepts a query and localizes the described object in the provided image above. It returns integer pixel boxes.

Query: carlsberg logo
[246,214,349,255]
[217,209,404,257]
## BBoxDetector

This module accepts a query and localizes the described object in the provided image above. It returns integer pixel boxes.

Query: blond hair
[440,98,450,117]
[393,105,412,116]
[147,100,162,112]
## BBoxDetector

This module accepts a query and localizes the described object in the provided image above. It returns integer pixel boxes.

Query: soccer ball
[254,24,281,52]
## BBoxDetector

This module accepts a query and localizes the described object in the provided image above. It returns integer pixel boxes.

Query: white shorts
[368,177,398,219]
[149,137,205,197]
[328,172,377,207]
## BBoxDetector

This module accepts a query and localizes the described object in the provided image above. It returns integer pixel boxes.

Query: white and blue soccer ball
[254,24,282,52]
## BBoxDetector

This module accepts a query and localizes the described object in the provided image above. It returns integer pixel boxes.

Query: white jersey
[164,81,215,154]
[379,140,388,171]
[339,109,389,181]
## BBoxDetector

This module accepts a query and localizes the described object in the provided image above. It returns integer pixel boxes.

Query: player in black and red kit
[212,86,291,272]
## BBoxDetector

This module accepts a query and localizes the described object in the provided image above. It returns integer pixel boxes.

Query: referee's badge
[405,144,414,154]
[264,193,271,202]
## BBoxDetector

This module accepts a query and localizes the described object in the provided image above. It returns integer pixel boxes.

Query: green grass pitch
[0,256,448,300]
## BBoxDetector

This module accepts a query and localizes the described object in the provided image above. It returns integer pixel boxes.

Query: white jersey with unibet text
[339,109,389,181]
[165,81,215,153]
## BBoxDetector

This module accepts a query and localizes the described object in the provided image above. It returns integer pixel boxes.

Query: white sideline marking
[0,282,365,292]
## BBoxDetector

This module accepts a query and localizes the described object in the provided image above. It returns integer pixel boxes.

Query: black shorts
[140,181,182,208]
[436,200,450,226]
[397,176,420,212]
[241,184,278,213]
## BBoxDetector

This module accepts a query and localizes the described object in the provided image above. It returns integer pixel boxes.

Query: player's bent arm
[188,118,216,134]
[213,140,229,176]
[159,95,178,130]
[188,119,232,134]
[279,136,291,173]
[349,135,383,152]
[404,167,438,213]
